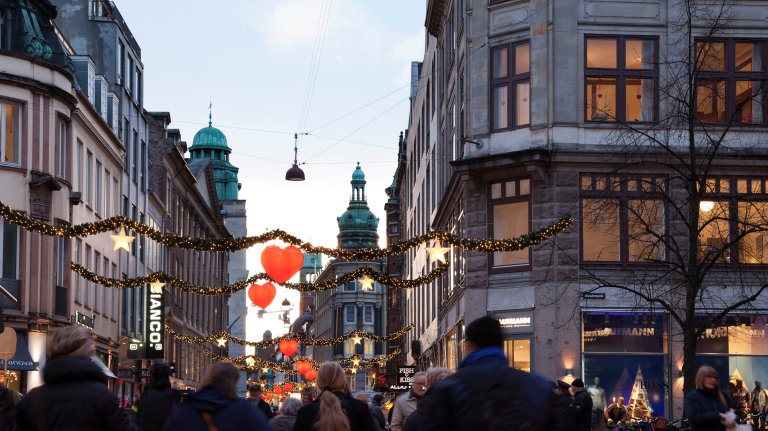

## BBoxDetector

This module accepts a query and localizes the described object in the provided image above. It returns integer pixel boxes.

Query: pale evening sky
[115,0,427,339]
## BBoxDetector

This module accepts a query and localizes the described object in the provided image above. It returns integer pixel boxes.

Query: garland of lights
[165,324,414,347]
[202,348,402,373]
[72,261,448,294]
[0,200,571,258]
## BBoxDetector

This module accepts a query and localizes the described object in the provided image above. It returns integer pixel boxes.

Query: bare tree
[578,0,768,393]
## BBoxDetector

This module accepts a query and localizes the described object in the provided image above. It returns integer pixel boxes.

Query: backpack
[457,367,547,431]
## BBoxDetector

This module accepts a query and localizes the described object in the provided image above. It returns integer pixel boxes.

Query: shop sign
[397,366,416,386]
[145,284,164,359]
[499,317,532,329]
[72,311,95,330]
[583,312,666,353]
[116,368,134,379]
[388,384,410,392]
[126,340,144,360]
[582,292,606,300]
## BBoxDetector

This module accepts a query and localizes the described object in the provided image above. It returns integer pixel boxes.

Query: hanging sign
[145,284,164,359]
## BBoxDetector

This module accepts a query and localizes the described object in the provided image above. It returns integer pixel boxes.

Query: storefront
[694,313,768,392]
[494,310,533,372]
[0,331,36,393]
[582,311,669,418]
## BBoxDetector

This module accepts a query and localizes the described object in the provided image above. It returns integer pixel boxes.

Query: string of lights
[72,260,449,293]
[202,348,402,373]
[165,324,414,347]
[1,200,571,257]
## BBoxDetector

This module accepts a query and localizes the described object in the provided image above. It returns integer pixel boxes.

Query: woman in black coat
[684,365,735,431]
[294,362,376,431]
[16,326,131,431]
[162,362,270,431]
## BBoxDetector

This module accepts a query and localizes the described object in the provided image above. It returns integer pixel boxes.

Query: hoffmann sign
[145,283,164,359]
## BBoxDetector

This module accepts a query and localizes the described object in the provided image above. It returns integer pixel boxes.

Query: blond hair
[315,362,350,431]
[695,365,719,390]
[425,367,451,389]
[199,362,240,399]
[47,326,91,359]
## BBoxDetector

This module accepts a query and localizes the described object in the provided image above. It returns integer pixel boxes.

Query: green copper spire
[189,108,240,201]
[337,163,380,250]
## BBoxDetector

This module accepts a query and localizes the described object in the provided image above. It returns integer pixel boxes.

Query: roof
[191,124,229,150]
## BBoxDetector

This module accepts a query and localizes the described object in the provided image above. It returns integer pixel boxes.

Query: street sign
[582,292,606,300]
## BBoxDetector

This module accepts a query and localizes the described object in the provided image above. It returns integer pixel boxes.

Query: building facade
[313,164,387,392]
[400,0,768,420]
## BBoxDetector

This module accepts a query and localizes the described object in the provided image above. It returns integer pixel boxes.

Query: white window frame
[0,101,21,166]
[86,151,93,207]
[95,161,102,215]
[345,305,356,323]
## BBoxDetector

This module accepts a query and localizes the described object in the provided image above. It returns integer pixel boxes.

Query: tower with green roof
[337,163,380,250]
[188,112,240,201]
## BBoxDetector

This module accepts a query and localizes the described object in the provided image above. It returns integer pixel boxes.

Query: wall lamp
[566,368,574,377]
[460,138,484,149]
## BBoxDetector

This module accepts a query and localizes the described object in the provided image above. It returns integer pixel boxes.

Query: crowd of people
[0,319,766,431]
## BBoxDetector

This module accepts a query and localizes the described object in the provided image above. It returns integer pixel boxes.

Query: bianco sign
[145,283,164,359]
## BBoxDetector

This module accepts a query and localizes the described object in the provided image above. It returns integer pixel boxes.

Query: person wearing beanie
[570,378,593,431]
[16,325,131,430]
[137,362,182,431]
[420,316,561,431]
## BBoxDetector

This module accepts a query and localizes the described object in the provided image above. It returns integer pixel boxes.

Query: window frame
[584,35,660,123]
[363,304,374,324]
[0,219,19,279]
[0,100,22,166]
[344,304,356,324]
[695,38,768,125]
[55,116,69,179]
[579,174,667,265]
[488,177,532,272]
[490,40,530,131]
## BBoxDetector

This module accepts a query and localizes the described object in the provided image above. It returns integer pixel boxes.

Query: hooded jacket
[137,377,181,431]
[162,385,270,431]
[16,355,130,431]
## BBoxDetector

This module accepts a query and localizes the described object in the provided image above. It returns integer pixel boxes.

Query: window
[696,40,766,124]
[95,161,102,215]
[56,118,68,178]
[503,339,531,372]
[94,252,100,312]
[1,220,18,279]
[364,339,374,356]
[490,178,531,267]
[127,56,134,92]
[140,140,146,190]
[117,41,124,85]
[55,235,66,288]
[491,41,530,130]
[1,101,21,165]
[102,259,109,316]
[84,245,92,308]
[343,281,356,292]
[345,305,356,323]
[363,305,374,324]
[105,171,111,216]
[74,239,82,303]
[585,36,657,122]
[344,339,356,356]
[111,263,117,318]
[77,141,83,191]
[86,152,93,206]
[132,130,138,182]
[580,174,665,263]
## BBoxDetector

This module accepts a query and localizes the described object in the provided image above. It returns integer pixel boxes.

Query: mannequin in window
[588,377,607,430]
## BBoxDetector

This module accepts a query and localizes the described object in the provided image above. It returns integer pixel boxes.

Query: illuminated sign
[499,317,531,328]
[145,283,164,359]
[397,366,416,386]
[72,311,95,330]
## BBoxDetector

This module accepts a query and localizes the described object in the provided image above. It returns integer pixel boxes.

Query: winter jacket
[371,402,387,431]
[557,392,576,431]
[137,380,181,431]
[16,355,131,431]
[684,388,731,431]
[390,389,419,431]
[267,414,296,431]
[419,346,561,431]
[162,385,270,431]
[293,390,376,431]
[250,398,274,421]
[572,389,593,431]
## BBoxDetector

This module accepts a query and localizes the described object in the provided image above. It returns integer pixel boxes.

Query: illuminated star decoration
[426,240,450,263]
[358,275,374,291]
[110,227,135,252]
[149,280,166,292]
[352,335,363,345]
[216,338,228,348]
[350,367,358,374]
[262,367,269,373]
[351,358,361,367]
[245,357,256,367]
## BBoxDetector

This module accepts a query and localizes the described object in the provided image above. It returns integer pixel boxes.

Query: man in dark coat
[371,394,388,431]
[555,380,576,431]
[247,386,274,420]
[419,316,561,431]
[138,362,181,431]
[16,326,131,430]
[570,379,593,431]
[163,382,269,431]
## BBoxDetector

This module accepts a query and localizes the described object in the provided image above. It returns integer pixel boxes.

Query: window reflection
[738,201,768,264]
[626,78,655,122]
[735,81,763,124]
[698,200,730,262]
[735,42,761,72]
[697,42,725,71]
[696,80,726,123]
[628,200,664,261]
[625,39,655,70]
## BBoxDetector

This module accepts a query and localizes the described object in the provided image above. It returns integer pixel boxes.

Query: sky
[115,0,427,339]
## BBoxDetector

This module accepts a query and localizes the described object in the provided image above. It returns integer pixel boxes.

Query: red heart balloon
[283,383,293,392]
[261,245,304,284]
[295,360,312,375]
[279,339,298,357]
[304,369,317,380]
[248,283,276,309]
[274,387,284,395]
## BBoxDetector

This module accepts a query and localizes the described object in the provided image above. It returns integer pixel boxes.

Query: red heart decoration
[274,387,284,395]
[304,369,317,380]
[283,383,293,392]
[295,360,312,375]
[279,339,298,357]
[261,245,304,284]
[248,283,276,309]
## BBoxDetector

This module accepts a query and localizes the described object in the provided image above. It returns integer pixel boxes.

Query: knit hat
[571,378,585,388]
[556,380,571,390]
[465,316,503,348]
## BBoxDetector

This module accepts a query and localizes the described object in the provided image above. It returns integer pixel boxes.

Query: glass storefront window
[446,330,458,371]
[504,339,531,372]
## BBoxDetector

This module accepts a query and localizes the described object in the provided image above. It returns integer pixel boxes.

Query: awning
[92,355,117,379]
[0,332,37,371]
